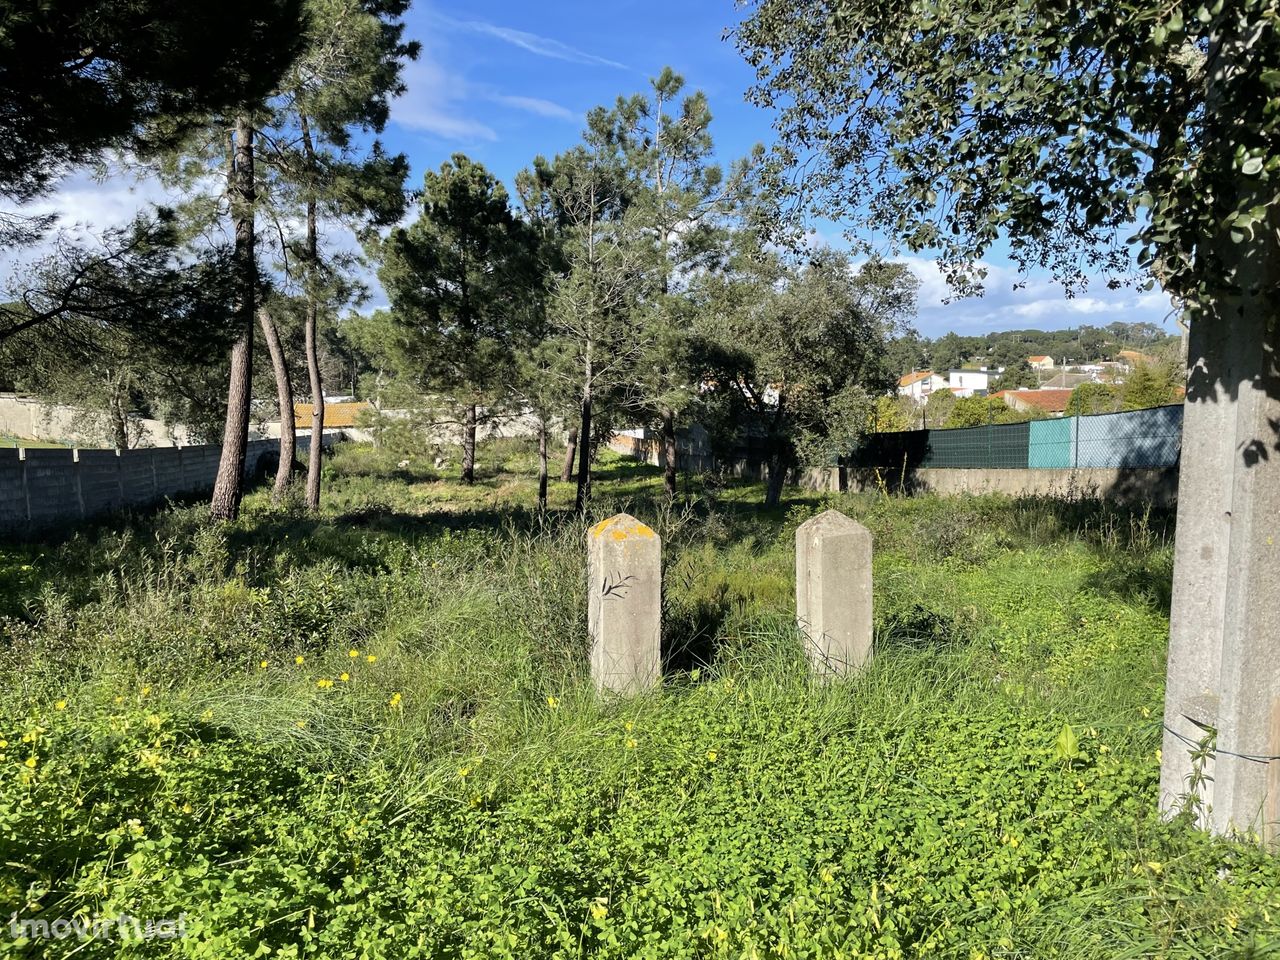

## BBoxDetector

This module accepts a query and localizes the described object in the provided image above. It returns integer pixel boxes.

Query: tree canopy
[735,0,1278,315]
[0,0,304,203]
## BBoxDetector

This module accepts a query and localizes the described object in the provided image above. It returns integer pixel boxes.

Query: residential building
[1028,355,1056,371]
[947,368,998,398]
[897,370,948,403]
[993,388,1075,417]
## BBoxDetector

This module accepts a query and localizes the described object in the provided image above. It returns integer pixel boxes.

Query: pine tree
[376,155,537,484]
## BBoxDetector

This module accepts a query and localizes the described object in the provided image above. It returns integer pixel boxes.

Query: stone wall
[0,436,321,534]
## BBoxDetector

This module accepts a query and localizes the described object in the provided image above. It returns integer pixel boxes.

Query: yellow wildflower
[339,673,350,683]
[295,655,305,666]
[366,654,377,664]
[458,766,471,779]
[0,740,7,749]
[54,700,67,711]
[200,709,214,721]
[546,696,560,710]
[589,902,608,921]
[23,756,36,769]
[141,685,151,697]
[626,738,637,750]
[259,660,269,670]
[295,720,307,729]
[348,649,360,658]
[706,750,718,763]
[389,692,402,708]
[316,678,334,689]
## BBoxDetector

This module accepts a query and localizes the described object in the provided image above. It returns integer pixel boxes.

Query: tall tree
[256,0,415,509]
[736,0,1280,838]
[377,155,535,484]
[209,115,257,521]
[700,246,916,507]
[603,68,744,497]
[520,145,648,513]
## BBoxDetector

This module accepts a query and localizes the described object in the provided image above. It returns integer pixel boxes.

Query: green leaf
[1053,723,1080,762]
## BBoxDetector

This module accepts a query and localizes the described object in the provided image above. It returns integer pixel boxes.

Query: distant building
[992,388,1075,417]
[947,368,998,398]
[1041,371,1098,390]
[897,370,948,403]
[1116,350,1154,369]
[1028,355,1056,371]
[293,401,371,431]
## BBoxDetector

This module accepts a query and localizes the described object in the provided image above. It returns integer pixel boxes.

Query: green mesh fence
[851,404,1183,471]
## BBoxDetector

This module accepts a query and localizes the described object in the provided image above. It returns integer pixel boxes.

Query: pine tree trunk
[462,403,477,484]
[661,405,677,497]
[300,113,324,513]
[574,386,592,514]
[210,115,256,522]
[561,427,578,481]
[304,299,324,511]
[258,307,294,502]
[109,382,129,452]
[537,417,548,512]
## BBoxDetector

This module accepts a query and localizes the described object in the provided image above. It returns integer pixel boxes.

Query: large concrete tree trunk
[561,427,578,482]
[258,307,294,502]
[210,116,256,522]
[661,406,677,497]
[1161,211,1280,843]
[1161,20,1280,844]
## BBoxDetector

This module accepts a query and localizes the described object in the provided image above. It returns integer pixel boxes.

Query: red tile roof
[898,370,935,387]
[1001,389,1074,413]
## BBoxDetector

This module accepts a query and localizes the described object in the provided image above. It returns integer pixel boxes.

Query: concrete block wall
[0,434,330,535]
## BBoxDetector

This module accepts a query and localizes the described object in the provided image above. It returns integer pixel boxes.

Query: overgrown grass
[0,441,1275,958]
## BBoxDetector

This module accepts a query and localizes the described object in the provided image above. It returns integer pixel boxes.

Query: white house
[897,370,948,403]
[1028,355,1056,371]
[947,368,1000,398]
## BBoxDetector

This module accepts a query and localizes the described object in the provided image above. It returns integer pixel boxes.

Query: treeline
[887,322,1181,376]
[0,13,918,515]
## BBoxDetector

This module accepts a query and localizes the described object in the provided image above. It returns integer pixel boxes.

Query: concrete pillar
[796,509,873,675]
[588,513,661,695]
[1161,200,1280,843]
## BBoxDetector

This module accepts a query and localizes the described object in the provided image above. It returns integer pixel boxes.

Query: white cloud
[390,57,497,142]
[1011,296,1111,319]
[455,19,629,70]
[490,94,577,122]
[882,255,1177,336]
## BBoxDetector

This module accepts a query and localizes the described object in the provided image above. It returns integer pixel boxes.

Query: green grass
[0,435,71,449]
[0,439,1276,958]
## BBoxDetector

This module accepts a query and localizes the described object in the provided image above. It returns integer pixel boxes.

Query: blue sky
[9,1,1178,340]
[378,1,1178,339]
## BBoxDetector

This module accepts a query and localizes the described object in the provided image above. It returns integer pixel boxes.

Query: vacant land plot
[2,441,1276,958]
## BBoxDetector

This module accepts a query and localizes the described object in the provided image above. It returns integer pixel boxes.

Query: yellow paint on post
[590,515,656,541]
